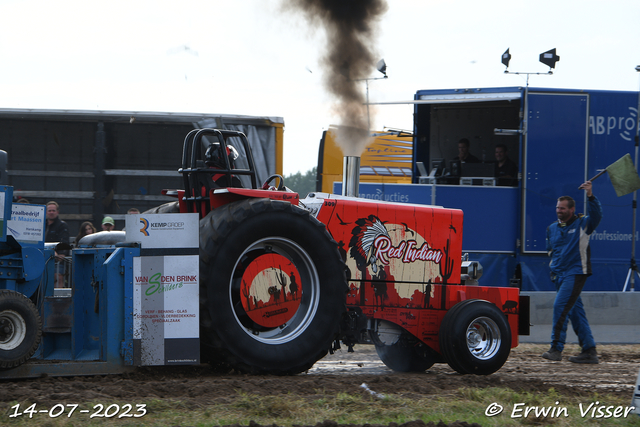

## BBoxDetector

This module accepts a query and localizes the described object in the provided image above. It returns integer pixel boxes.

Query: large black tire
[374,340,439,372]
[0,290,42,369]
[199,198,347,374]
[439,299,511,375]
[371,320,439,372]
[143,201,180,214]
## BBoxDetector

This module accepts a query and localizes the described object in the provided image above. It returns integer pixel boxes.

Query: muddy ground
[1,344,639,426]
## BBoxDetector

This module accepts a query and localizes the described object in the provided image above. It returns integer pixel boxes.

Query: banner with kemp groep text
[126,213,200,366]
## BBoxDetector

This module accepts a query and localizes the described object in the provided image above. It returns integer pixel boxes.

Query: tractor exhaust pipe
[342,156,361,197]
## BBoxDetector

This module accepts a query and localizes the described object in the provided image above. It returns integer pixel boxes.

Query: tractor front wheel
[439,299,511,375]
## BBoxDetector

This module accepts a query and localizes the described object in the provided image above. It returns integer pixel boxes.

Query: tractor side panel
[318,199,464,286]
[317,199,519,353]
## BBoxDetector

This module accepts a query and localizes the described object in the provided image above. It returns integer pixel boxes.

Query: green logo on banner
[145,272,184,296]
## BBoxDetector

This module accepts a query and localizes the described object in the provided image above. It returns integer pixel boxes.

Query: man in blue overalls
[542,180,603,364]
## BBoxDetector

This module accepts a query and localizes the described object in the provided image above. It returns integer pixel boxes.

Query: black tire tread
[439,299,511,375]
[143,201,180,214]
[374,339,437,372]
[0,290,42,369]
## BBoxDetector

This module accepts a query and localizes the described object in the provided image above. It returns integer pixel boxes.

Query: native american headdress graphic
[349,215,390,274]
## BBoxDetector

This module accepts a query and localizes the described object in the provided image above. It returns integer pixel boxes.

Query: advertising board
[126,213,200,365]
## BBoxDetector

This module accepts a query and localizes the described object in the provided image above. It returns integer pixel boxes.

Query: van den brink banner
[133,255,199,365]
[127,213,199,366]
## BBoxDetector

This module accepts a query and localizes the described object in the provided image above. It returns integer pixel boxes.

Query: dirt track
[1,344,638,425]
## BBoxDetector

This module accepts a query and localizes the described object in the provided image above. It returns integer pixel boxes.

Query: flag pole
[587,169,607,182]
[623,65,640,292]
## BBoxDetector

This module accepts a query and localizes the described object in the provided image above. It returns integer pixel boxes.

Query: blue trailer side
[337,86,640,292]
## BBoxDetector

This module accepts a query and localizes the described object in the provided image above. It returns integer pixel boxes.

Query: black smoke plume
[287,0,388,155]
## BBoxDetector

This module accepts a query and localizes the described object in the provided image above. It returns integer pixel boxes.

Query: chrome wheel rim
[0,310,27,350]
[465,316,501,360]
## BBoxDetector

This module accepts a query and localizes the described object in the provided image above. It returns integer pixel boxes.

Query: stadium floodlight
[501,48,560,150]
[502,48,559,78]
[539,48,560,69]
[501,48,511,69]
[376,58,387,77]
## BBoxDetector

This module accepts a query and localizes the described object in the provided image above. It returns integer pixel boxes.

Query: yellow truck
[316,125,413,193]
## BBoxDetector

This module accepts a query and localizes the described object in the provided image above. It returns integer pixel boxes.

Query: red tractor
[157,128,528,375]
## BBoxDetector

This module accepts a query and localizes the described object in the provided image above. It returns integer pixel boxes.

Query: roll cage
[179,128,259,216]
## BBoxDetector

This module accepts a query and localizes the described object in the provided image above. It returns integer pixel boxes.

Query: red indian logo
[373,236,443,265]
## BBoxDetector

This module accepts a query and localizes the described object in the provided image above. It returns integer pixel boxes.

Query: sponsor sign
[133,255,199,366]
[7,204,45,246]
[125,213,199,249]
[130,213,199,366]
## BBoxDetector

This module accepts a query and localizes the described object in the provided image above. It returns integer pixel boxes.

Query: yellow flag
[606,154,640,197]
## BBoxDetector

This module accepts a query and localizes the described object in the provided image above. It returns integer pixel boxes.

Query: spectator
[494,144,518,186]
[453,138,480,163]
[45,201,70,288]
[122,208,140,231]
[102,216,115,231]
[75,221,96,245]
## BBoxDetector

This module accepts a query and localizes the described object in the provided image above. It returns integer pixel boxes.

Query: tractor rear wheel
[143,201,180,214]
[0,290,42,369]
[439,299,511,375]
[199,198,347,374]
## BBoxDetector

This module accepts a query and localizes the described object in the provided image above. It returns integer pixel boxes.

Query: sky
[1,0,640,175]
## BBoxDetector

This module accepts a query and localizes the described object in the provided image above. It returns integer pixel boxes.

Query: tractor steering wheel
[262,174,286,191]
